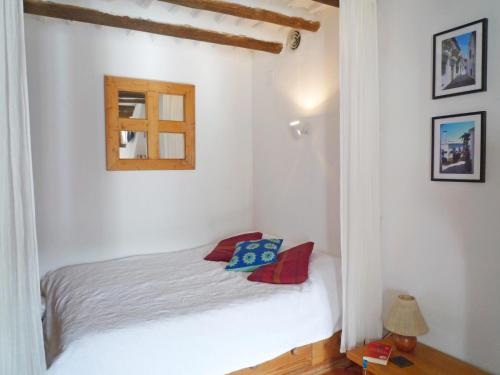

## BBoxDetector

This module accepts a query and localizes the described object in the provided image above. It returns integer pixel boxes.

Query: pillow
[225,239,283,272]
[204,232,263,262]
[247,242,314,284]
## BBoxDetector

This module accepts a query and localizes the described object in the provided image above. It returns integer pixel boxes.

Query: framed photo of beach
[432,112,486,182]
[433,19,488,99]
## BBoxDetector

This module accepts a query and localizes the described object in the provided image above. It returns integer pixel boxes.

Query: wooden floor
[321,365,362,375]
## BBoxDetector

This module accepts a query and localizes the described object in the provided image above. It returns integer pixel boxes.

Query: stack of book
[362,341,393,366]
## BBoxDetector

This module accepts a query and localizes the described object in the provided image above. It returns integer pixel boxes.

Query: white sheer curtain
[339,0,383,352]
[0,1,46,374]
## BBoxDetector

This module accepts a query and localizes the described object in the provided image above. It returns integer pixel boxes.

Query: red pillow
[247,242,314,284]
[204,232,263,262]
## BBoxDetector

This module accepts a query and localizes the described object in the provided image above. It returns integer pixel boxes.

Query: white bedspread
[42,243,342,375]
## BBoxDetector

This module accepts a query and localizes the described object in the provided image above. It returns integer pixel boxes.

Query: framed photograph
[432,112,486,182]
[433,19,488,99]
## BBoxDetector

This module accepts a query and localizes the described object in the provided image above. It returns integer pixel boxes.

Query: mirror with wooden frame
[105,76,195,170]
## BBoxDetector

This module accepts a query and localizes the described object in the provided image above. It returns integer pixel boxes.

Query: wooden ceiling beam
[23,0,283,54]
[312,0,340,7]
[159,0,320,32]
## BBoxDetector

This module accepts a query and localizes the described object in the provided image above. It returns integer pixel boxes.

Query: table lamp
[384,294,429,352]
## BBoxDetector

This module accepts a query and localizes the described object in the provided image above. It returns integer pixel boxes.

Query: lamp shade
[384,295,429,337]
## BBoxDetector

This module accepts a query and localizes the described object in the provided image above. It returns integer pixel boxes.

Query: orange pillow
[204,232,263,262]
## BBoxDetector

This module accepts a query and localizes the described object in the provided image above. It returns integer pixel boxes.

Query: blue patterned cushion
[225,239,283,272]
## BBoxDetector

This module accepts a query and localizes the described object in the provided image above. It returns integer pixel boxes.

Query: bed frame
[229,331,347,375]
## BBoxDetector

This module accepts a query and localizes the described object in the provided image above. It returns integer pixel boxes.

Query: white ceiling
[28,0,332,47]
[132,0,330,15]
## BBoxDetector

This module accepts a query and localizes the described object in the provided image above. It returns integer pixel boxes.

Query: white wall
[25,15,254,275]
[252,8,340,255]
[379,1,500,372]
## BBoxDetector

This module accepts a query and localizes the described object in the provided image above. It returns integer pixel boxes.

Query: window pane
[159,94,184,121]
[119,131,148,159]
[119,91,146,119]
[159,133,185,159]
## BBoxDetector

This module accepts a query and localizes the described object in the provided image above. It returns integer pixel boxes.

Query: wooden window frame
[105,76,195,170]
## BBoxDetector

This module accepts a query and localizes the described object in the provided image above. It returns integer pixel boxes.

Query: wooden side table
[346,337,489,375]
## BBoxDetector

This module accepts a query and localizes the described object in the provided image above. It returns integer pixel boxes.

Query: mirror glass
[119,91,146,119]
[119,131,148,159]
[159,94,184,121]
[159,133,185,159]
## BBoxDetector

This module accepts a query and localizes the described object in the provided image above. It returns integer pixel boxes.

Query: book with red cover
[362,341,393,365]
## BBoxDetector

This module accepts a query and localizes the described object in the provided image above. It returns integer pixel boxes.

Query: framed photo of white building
[432,112,486,182]
[433,19,488,99]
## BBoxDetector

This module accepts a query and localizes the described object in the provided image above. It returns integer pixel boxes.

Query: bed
[42,240,342,375]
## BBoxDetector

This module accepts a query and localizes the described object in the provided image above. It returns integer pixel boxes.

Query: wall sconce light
[289,120,309,138]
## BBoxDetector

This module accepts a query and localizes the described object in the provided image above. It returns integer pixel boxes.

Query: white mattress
[42,242,342,375]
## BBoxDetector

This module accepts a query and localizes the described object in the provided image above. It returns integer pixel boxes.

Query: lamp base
[393,334,417,352]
